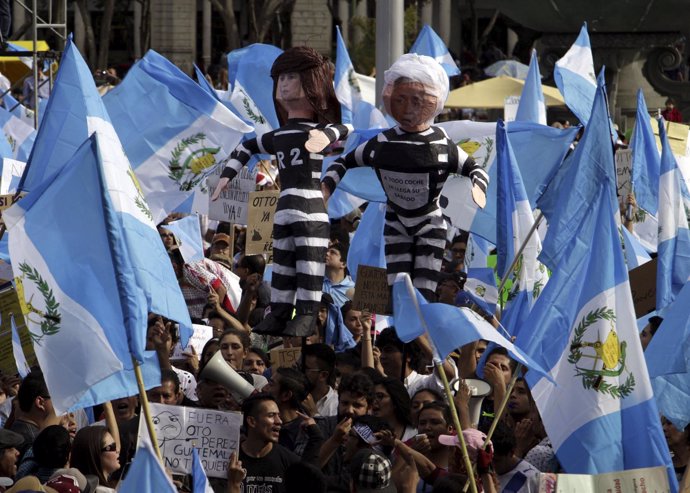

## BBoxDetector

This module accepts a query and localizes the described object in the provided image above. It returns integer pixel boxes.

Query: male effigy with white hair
[321,53,489,301]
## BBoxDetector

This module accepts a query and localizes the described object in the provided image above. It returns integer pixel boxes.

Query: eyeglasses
[101,442,117,453]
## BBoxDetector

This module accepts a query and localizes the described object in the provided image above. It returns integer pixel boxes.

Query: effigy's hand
[472,184,486,209]
[305,129,331,153]
[211,177,231,201]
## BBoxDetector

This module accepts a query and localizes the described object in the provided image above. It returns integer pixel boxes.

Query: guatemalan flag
[6,39,193,414]
[119,443,177,493]
[335,26,362,125]
[0,105,35,162]
[553,23,597,126]
[515,49,546,125]
[495,120,543,337]
[656,118,690,312]
[438,120,578,243]
[408,24,460,77]
[631,89,661,215]
[104,50,252,223]
[621,226,652,271]
[516,70,676,490]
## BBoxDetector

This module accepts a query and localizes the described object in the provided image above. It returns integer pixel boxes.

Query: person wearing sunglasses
[70,426,119,492]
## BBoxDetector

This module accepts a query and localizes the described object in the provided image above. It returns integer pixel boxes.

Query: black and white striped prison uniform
[221,119,352,318]
[322,125,488,300]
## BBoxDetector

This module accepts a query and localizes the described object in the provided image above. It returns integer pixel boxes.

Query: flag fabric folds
[119,443,177,493]
[515,70,675,488]
[192,448,214,493]
[553,23,597,125]
[655,118,690,312]
[515,50,546,125]
[409,25,461,76]
[347,202,386,282]
[103,50,251,222]
[0,106,35,162]
[5,135,148,414]
[335,26,363,125]
[165,214,204,264]
[621,226,652,271]
[631,89,661,215]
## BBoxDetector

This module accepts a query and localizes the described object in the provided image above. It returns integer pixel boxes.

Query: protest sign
[537,465,669,492]
[0,286,37,375]
[504,95,520,123]
[270,347,301,368]
[629,257,657,318]
[137,403,241,479]
[207,167,256,224]
[170,324,213,362]
[0,158,25,195]
[245,190,279,262]
[615,148,632,199]
[353,265,391,314]
[0,193,22,227]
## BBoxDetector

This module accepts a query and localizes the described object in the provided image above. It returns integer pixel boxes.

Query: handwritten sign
[245,190,279,263]
[353,265,391,315]
[207,167,256,224]
[137,403,242,479]
[537,465,669,492]
[614,148,632,199]
[171,324,213,362]
[629,257,657,318]
[503,95,520,123]
[0,286,37,375]
[0,193,23,227]
[269,347,301,369]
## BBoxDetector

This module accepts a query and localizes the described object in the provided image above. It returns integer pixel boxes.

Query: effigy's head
[383,53,448,132]
[271,46,340,126]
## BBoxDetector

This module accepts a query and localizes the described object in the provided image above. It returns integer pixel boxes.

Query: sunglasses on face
[101,442,117,452]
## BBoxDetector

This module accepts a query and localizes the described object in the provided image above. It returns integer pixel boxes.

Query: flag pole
[132,355,163,461]
[402,274,478,493]
[497,211,544,295]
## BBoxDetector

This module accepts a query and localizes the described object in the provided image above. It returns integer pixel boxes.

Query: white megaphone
[200,350,256,403]
[452,378,492,428]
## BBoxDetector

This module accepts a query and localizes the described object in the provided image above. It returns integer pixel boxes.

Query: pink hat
[438,429,491,462]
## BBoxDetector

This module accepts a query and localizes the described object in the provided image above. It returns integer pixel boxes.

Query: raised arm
[212,134,271,200]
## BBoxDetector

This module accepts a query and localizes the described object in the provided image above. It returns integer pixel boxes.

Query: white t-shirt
[498,459,540,493]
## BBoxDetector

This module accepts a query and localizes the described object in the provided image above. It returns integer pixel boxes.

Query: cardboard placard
[537,465,669,492]
[269,347,301,369]
[0,193,23,227]
[207,167,256,224]
[352,265,391,315]
[0,286,38,375]
[628,257,657,318]
[137,403,241,479]
[0,158,26,195]
[651,117,690,157]
[615,148,632,199]
[245,190,279,263]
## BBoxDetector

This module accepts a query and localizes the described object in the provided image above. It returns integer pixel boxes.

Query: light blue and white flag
[465,234,492,269]
[165,214,204,263]
[621,226,652,270]
[192,448,214,493]
[656,118,690,312]
[347,202,386,282]
[325,300,356,353]
[537,69,616,268]
[645,281,690,430]
[5,135,154,414]
[10,313,30,378]
[553,23,597,125]
[409,25,460,77]
[104,50,252,222]
[335,26,362,125]
[515,50,546,125]
[0,106,35,162]
[18,38,193,346]
[515,74,676,488]
[439,120,578,243]
[227,43,281,137]
[119,443,177,493]
[1,92,37,129]
[631,89,661,215]
[463,267,498,316]
[495,120,543,336]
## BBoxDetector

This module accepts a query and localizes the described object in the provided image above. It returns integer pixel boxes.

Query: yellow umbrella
[445,76,565,109]
[0,40,51,83]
